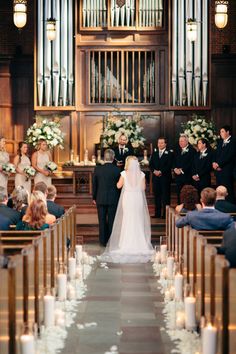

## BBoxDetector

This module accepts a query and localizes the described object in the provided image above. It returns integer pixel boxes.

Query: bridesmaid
[14,142,32,195]
[32,139,52,187]
[0,137,10,195]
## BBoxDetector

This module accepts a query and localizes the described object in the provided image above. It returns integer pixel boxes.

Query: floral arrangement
[101,113,145,149]
[45,161,57,172]
[26,118,64,149]
[23,166,36,178]
[2,163,16,174]
[181,115,218,147]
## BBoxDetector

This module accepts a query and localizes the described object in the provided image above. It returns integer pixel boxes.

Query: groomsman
[92,149,120,246]
[173,134,196,204]
[114,134,134,168]
[192,138,212,194]
[149,137,173,218]
[212,125,235,202]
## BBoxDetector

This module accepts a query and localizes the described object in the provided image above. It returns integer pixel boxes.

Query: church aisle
[61,244,174,354]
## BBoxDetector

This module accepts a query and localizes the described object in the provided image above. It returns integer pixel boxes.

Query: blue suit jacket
[176,208,234,230]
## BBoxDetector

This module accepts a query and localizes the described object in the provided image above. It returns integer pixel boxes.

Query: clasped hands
[174,168,184,175]
[212,162,222,171]
[153,170,162,177]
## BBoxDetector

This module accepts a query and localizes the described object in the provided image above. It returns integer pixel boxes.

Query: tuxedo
[0,204,21,225]
[213,137,236,202]
[47,200,65,219]
[114,144,134,167]
[173,144,196,203]
[149,149,173,218]
[192,148,212,193]
[176,208,234,230]
[93,163,121,246]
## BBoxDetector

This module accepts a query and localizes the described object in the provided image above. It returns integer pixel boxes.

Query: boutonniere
[200,152,208,159]
[124,147,129,153]
[181,148,189,155]
[164,151,168,155]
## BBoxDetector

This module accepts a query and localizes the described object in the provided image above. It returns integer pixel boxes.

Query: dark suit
[149,149,173,218]
[47,200,65,219]
[0,204,21,225]
[0,214,11,230]
[93,163,121,246]
[215,199,236,214]
[192,148,212,193]
[220,224,236,267]
[114,144,134,167]
[173,145,196,203]
[176,207,234,230]
[213,137,236,202]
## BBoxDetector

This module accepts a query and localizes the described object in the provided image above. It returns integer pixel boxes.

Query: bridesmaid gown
[34,151,52,187]
[15,155,32,195]
[0,151,10,195]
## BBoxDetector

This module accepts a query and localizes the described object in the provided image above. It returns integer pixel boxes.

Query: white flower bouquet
[45,161,57,172]
[2,163,16,174]
[23,166,36,178]
[101,113,146,149]
[26,118,64,149]
[181,115,218,147]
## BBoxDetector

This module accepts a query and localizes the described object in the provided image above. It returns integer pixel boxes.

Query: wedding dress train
[101,159,154,263]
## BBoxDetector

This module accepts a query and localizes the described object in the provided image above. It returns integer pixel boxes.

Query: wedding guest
[192,138,213,194]
[114,134,134,168]
[33,181,48,196]
[219,224,236,268]
[32,139,52,187]
[16,199,49,231]
[212,125,235,202]
[14,141,32,195]
[0,137,10,195]
[47,185,65,219]
[0,187,21,225]
[176,187,234,230]
[215,185,236,214]
[173,134,196,204]
[0,214,11,230]
[92,149,120,246]
[149,137,173,218]
[175,185,201,214]
[30,190,56,225]
[11,186,29,217]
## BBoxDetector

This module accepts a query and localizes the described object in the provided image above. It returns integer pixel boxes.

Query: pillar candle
[155,251,161,263]
[67,283,76,300]
[202,324,217,354]
[44,294,55,327]
[68,257,76,279]
[176,311,185,329]
[160,244,167,263]
[57,273,67,301]
[184,296,197,330]
[167,256,174,278]
[20,334,35,354]
[174,273,183,301]
[76,265,82,279]
[76,245,83,263]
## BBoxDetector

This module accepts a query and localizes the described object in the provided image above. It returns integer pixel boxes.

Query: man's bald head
[216,185,228,199]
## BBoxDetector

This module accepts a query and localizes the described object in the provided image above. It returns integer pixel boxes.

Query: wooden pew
[229,268,236,354]
[214,255,230,354]
[204,244,218,323]
[195,234,207,321]
[188,229,198,296]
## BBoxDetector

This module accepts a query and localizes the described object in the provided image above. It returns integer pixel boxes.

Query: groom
[92,149,121,246]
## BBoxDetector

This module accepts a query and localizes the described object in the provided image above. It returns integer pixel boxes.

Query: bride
[101,156,154,263]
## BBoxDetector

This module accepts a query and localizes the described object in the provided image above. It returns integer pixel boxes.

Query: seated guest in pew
[30,191,56,225]
[16,199,49,230]
[218,224,236,267]
[10,186,29,217]
[176,187,234,230]
[47,185,65,219]
[0,186,21,225]
[33,181,48,196]
[175,185,202,214]
[215,186,236,215]
[0,214,11,230]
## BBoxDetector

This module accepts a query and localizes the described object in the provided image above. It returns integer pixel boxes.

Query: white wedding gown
[101,161,154,263]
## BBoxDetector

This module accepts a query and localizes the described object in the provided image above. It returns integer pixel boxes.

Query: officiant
[114,134,134,168]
